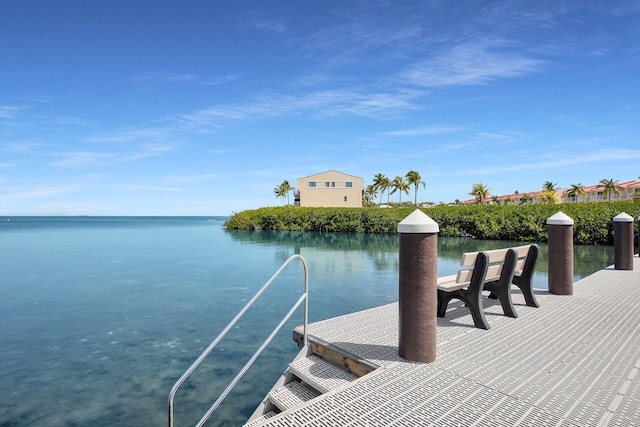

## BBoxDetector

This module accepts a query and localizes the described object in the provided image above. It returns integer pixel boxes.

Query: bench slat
[460,245,532,267]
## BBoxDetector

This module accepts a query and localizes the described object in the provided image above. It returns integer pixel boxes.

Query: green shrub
[223,202,640,245]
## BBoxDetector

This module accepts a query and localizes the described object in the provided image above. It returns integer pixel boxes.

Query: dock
[246,257,640,426]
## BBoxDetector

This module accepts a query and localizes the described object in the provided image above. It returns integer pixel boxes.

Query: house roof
[297,170,364,181]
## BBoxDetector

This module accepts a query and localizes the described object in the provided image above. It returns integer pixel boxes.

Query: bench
[436,244,539,329]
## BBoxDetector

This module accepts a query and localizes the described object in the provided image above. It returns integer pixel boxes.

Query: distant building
[562,180,640,202]
[296,170,364,207]
[461,179,640,205]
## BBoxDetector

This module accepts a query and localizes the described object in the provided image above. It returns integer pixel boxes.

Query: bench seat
[436,244,539,329]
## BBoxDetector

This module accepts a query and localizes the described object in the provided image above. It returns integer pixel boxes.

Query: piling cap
[397,209,439,234]
[613,212,634,222]
[547,211,574,225]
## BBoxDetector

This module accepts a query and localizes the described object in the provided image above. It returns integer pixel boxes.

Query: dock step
[289,353,359,393]
[244,343,372,426]
[268,380,321,411]
[244,410,277,427]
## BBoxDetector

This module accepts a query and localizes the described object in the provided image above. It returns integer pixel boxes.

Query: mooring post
[637,216,640,257]
[397,209,439,363]
[547,211,574,295]
[614,212,634,270]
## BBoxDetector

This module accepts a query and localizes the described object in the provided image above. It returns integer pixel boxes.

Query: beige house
[296,170,364,207]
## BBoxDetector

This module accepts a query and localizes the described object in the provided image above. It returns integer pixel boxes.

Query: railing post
[397,209,439,363]
[614,213,634,270]
[547,211,574,295]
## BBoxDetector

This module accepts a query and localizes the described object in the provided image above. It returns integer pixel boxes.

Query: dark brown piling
[614,213,634,270]
[547,211,574,295]
[397,209,439,363]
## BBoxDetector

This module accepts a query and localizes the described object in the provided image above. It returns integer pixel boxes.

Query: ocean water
[0,217,614,426]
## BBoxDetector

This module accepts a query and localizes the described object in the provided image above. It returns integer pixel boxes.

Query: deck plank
[253,259,640,426]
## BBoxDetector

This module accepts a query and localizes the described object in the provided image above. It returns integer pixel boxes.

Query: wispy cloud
[122,142,180,161]
[176,88,421,130]
[245,18,288,34]
[49,141,180,167]
[113,184,183,192]
[133,71,239,86]
[0,105,25,119]
[403,38,546,88]
[49,151,114,167]
[464,149,640,176]
[0,185,81,201]
[381,126,463,137]
[87,129,169,144]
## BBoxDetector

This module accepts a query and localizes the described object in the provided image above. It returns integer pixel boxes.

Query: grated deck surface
[289,354,359,393]
[248,258,640,426]
[269,381,321,411]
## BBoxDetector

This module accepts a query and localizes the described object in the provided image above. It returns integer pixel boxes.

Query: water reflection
[226,230,615,286]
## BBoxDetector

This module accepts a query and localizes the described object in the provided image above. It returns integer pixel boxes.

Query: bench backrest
[460,244,532,267]
[455,245,535,285]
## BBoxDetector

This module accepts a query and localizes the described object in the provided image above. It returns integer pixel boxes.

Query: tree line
[469,178,628,205]
[364,170,426,206]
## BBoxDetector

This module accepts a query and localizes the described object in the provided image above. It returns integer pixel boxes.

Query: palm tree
[542,181,557,191]
[390,176,410,204]
[469,183,490,204]
[405,170,426,205]
[599,178,621,202]
[274,185,286,204]
[363,184,377,205]
[519,194,533,205]
[280,180,294,204]
[567,183,586,202]
[372,173,389,206]
[537,189,557,204]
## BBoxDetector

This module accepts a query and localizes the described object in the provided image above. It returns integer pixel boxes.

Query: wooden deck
[255,258,640,426]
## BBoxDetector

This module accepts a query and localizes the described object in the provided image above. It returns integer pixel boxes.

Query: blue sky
[1,1,639,215]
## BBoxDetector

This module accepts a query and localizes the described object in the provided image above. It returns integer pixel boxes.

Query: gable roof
[298,170,364,181]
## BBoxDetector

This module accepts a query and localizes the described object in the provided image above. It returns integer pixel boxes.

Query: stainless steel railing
[168,254,309,427]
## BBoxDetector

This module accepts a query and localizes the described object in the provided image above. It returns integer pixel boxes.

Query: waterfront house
[296,170,364,208]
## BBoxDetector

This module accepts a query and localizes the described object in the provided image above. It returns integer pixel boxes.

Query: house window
[345,182,352,188]
[344,196,348,202]
[331,182,336,187]
[325,181,330,187]
[308,181,316,188]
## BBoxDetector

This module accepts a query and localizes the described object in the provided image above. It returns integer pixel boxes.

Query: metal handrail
[168,254,309,427]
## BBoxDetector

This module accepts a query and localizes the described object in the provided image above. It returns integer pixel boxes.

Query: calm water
[0,217,614,426]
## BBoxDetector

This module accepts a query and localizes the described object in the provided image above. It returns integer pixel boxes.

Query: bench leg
[437,290,490,329]
[462,291,490,330]
[437,290,453,317]
[513,275,540,308]
[485,281,517,318]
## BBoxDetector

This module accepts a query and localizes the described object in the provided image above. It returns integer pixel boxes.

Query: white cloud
[0,105,24,119]
[49,151,114,167]
[175,88,421,130]
[464,149,640,176]
[0,185,81,201]
[403,38,546,88]
[381,126,463,137]
[133,71,239,86]
[113,184,183,192]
